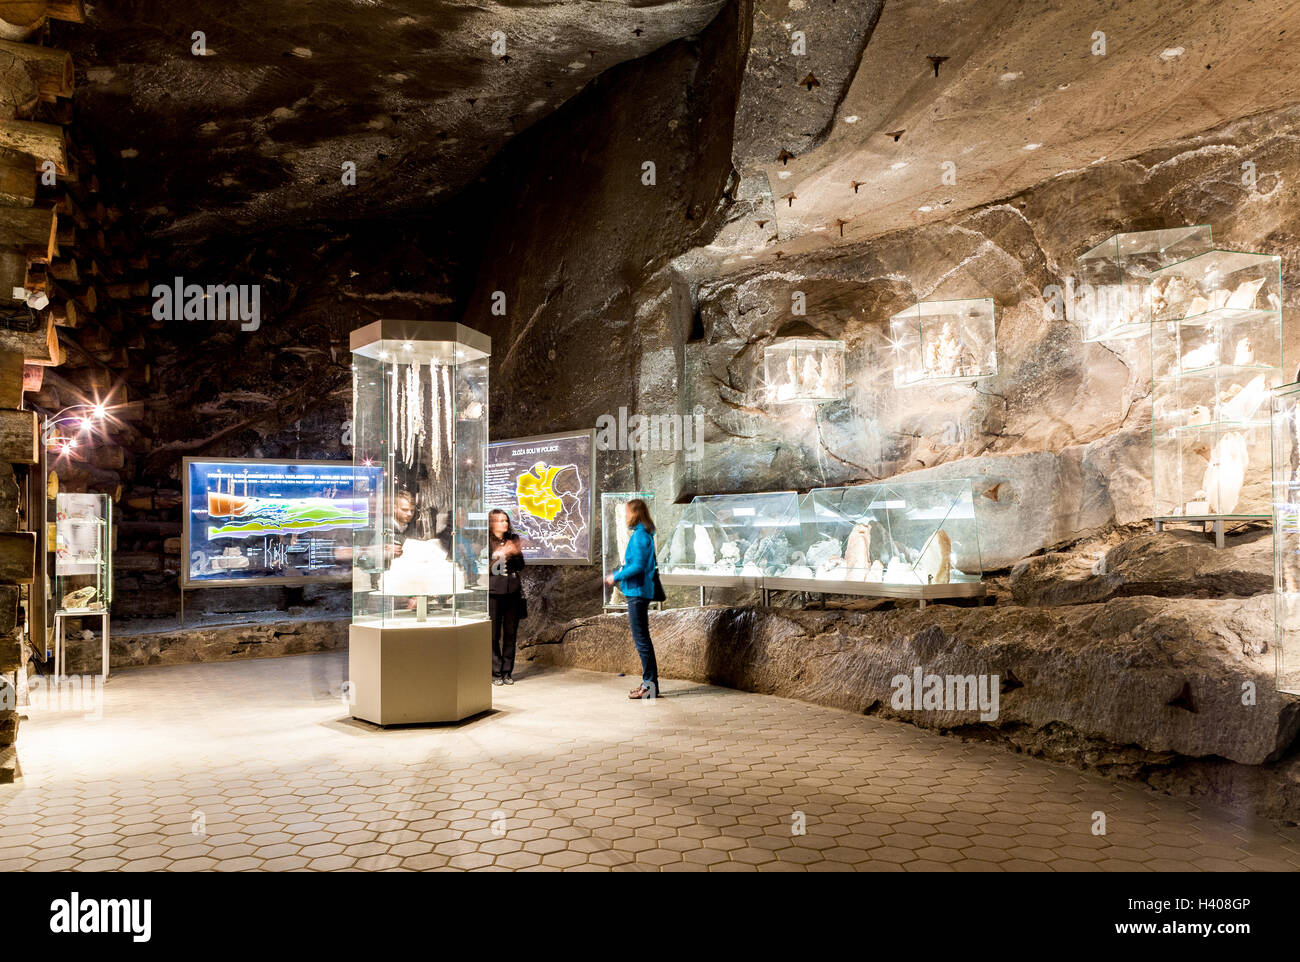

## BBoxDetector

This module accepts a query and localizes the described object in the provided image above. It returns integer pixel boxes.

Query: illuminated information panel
[484,430,594,564]
[183,458,382,587]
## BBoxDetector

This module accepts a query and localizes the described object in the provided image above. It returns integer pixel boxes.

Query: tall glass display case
[349,320,492,724]
[602,491,654,608]
[1075,225,1212,342]
[763,338,846,403]
[658,491,800,589]
[1150,250,1283,544]
[1271,382,1300,694]
[766,479,985,602]
[890,298,997,387]
[53,492,111,612]
[52,491,111,678]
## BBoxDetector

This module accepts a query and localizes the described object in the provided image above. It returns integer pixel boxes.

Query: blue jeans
[627,598,657,691]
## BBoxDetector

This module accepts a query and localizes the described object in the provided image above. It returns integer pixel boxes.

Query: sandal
[628,686,650,699]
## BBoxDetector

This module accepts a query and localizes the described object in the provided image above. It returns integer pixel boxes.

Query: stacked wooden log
[0,0,86,784]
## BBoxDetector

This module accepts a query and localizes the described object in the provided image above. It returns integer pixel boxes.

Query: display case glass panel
[602,491,654,608]
[350,321,490,628]
[1273,382,1300,693]
[1150,251,1283,521]
[763,338,846,403]
[1075,225,1211,342]
[53,492,111,612]
[659,491,800,577]
[773,480,982,586]
[890,298,997,387]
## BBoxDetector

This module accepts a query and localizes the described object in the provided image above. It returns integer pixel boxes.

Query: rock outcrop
[1010,529,1274,608]
[527,594,1294,767]
[61,617,348,673]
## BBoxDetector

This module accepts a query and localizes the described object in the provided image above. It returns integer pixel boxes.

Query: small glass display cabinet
[1150,250,1283,543]
[53,492,111,612]
[1272,382,1300,694]
[1075,225,1211,342]
[51,491,112,677]
[890,298,997,387]
[658,491,800,591]
[766,479,985,603]
[763,338,846,403]
[349,319,492,724]
[602,491,654,608]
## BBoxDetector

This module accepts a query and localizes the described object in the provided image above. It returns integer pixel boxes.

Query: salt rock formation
[525,594,1297,770]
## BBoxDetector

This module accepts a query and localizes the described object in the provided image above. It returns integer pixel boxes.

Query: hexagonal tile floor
[2,652,1298,871]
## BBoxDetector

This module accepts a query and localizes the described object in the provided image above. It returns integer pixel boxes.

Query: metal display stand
[762,575,987,608]
[1154,517,1226,550]
[661,570,988,609]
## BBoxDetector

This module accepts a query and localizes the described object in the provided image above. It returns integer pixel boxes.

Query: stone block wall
[0,353,37,784]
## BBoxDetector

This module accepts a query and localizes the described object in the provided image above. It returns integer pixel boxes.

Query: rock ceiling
[61,0,726,242]
[61,0,1300,262]
[731,0,1300,265]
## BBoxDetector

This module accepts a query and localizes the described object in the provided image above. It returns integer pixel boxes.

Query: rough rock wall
[646,103,1300,567]
[526,595,1294,766]
[508,102,1300,639]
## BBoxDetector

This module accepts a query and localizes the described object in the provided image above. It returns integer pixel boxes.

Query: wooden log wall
[0,0,86,785]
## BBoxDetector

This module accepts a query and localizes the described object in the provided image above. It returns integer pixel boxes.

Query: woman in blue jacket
[605,498,662,699]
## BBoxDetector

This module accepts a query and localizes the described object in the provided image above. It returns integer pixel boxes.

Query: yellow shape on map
[517,462,564,521]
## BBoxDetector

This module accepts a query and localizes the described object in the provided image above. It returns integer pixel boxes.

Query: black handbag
[651,546,666,603]
[517,593,529,620]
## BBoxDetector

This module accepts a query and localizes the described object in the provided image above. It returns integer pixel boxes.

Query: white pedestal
[348,619,492,726]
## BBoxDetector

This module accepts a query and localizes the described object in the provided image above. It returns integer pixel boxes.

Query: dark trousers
[627,598,657,690]
[490,593,521,677]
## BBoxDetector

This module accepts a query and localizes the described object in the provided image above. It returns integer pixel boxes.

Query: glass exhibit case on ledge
[1150,250,1283,545]
[602,491,654,609]
[1272,382,1300,694]
[51,491,112,678]
[658,491,800,592]
[765,479,985,603]
[889,298,997,387]
[349,319,492,725]
[763,338,846,403]
[1075,225,1212,342]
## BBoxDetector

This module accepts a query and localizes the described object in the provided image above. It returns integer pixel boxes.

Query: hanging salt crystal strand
[389,364,399,467]
[412,359,425,457]
[429,360,441,475]
[404,362,422,468]
[395,362,404,464]
[403,363,411,467]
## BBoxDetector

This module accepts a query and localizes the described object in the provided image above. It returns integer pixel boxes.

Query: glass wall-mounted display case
[53,492,111,613]
[766,479,984,601]
[658,491,800,587]
[763,338,846,404]
[602,491,654,608]
[350,321,490,629]
[1075,225,1212,342]
[1272,381,1300,694]
[1150,251,1283,532]
[890,298,997,387]
[348,319,493,726]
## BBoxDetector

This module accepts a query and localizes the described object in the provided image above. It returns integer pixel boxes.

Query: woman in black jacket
[487,508,526,685]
